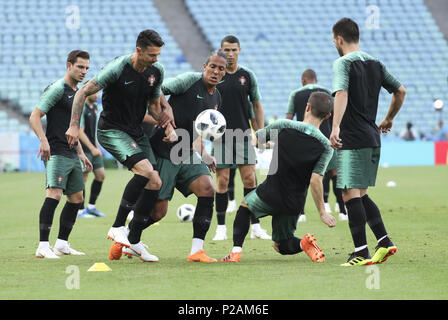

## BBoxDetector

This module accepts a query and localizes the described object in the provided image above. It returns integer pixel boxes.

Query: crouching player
[222,92,337,262]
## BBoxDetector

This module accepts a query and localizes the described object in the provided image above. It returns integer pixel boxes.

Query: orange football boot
[109,240,123,260]
[221,252,242,262]
[300,233,325,262]
[187,250,217,262]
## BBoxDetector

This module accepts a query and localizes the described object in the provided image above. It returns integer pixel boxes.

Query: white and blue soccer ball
[194,109,226,142]
[176,204,195,222]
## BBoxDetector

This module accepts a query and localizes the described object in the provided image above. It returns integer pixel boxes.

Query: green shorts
[245,190,299,243]
[97,129,156,169]
[212,137,257,169]
[337,147,381,189]
[157,152,211,200]
[326,150,338,172]
[83,151,104,173]
[45,155,85,195]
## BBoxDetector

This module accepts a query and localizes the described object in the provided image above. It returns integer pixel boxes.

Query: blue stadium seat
[185,0,448,135]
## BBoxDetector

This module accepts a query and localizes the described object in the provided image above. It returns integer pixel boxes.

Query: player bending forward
[222,92,336,263]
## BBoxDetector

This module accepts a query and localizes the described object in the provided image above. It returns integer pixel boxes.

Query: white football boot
[298,214,307,223]
[35,243,60,259]
[53,239,85,255]
[124,242,159,262]
[334,203,340,213]
[212,225,228,241]
[226,200,237,213]
[324,202,332,213]
[339,213,349,221]
[250,224,272,240]
[107,226,131,248]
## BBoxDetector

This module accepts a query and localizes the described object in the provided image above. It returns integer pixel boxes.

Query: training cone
[88,262,112,272]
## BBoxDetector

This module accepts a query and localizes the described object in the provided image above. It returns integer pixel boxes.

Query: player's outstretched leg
[187,197,216,262]
[221,205,252,262]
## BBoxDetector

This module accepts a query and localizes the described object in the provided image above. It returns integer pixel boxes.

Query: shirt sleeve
[313,144,334,176]
[255,119,305,141]
[286,90,296,115]
[381,63,402,93]
[332,57,350,96]
[162,72,202,96]
[150,62,164,100]
[246,67,261,102]
[95,55,127,89]
[36,81,64,113]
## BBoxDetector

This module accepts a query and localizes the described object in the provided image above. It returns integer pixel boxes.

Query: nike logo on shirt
[68,95,74,99]
[124,81,134,85]
[197,95,204,99]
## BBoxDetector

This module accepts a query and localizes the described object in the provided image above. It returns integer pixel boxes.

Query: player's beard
[336,45,344,57]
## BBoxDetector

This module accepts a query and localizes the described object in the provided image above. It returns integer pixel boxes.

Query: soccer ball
[176,204,195,222]
[194,109,226,141]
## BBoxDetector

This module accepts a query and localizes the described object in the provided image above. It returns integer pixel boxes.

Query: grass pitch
[0,165,447,300]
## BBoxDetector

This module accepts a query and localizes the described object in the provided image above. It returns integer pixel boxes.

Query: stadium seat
[185,0,448,136]
[0,0,194,128]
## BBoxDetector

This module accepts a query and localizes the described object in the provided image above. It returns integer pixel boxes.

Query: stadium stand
[185,0,448,138]
[1,0,447,139]
[0,0,193,133]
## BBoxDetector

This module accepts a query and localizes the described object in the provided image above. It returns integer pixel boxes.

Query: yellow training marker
[88,262,112,272]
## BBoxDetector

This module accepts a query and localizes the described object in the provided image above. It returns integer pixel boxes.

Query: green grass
[1,166,447,300]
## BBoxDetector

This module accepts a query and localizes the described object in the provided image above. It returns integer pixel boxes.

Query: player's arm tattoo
[70,79,102,127]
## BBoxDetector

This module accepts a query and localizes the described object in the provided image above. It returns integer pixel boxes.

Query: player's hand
[157,110,175,129]
[65,126,79,149]
[320,212,336,228]
[202,153,217,173]
[91,147,102,157]
[378,118,393,133]
[162,124,178,143]
[330,127,342,149]
[79,154,93,172]
[37,139,51,161]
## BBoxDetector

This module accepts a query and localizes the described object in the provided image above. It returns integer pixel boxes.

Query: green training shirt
[36,78,78,158]
[332,51,401,149]
[95,54,164,139]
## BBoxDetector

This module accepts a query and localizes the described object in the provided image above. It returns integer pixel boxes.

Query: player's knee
[67,190,84,204]
[216,173,229,192]
[147,171,162,190]
[241,172,256,188]
[46,188,63,202]
[94,169,106,182]
[201,182,215,198]
[276,238,301,255]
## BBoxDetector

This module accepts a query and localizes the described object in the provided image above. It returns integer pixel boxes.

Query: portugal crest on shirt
[130,142,138,150]
[239,76,246,85]
[57,176,63,184]
[148,74,156,86]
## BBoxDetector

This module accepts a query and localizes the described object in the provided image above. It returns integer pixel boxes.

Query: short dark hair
[302,69,317,82]
[308,92,333,119]
[205,50,227,65]
[67,50,90,64]
[332,18,359,43]
[221,35,240,48]
[136,29,164,49]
